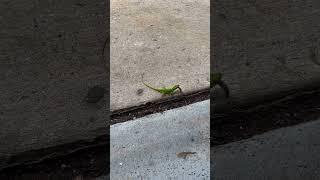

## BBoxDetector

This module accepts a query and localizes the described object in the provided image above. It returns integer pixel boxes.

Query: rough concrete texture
[213,0,320,108]
[0,0,107,167]
[212,119,320,180]
[110,100,210,179]
[111,0,210,111]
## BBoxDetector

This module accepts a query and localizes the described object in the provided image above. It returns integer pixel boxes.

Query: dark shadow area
[0,135,108,179]
[0,0,110,179]
[211,0,320,178]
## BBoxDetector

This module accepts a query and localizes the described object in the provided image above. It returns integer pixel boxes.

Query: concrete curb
[213,119,320,180]
[110,100,210,179]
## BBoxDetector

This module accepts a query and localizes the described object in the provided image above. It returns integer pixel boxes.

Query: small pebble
[137,89,144,96]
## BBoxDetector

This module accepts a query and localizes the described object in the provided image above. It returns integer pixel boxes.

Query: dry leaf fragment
[176,152,196,159]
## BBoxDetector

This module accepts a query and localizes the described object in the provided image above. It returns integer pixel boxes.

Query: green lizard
[141,74,182,95]
[211,72,229,98]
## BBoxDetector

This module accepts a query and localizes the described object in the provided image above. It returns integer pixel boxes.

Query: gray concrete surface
[110,0,210,111]
[212,119,320,180]
[213,0,320,109]
[110,100,210,179]
[0,0,107,168]
[3,0,320,176]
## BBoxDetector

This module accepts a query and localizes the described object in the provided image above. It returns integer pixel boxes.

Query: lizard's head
[173,84,182,93]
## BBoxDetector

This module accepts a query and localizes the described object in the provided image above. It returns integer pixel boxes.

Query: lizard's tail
[141,73,148,86]
[141,73,157,91]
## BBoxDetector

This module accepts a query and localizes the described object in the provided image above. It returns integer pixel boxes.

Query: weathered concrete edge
[212,78,320,114]
[0,134,107,171]
[111,88,209,124]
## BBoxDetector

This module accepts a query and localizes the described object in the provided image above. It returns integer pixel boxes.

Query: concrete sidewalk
[213,0,320,110]
[110,100,210,179]
[212,119,320,180]
[111,0,210,111]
